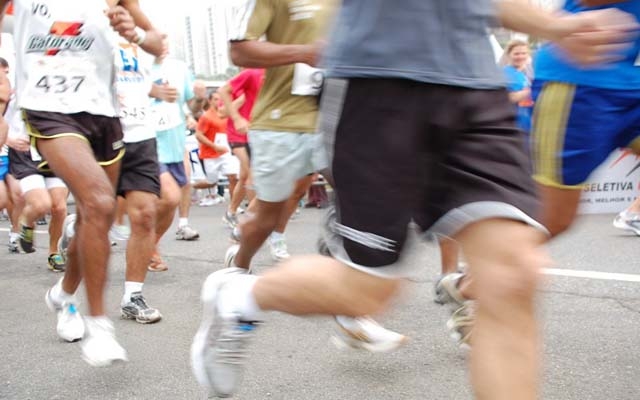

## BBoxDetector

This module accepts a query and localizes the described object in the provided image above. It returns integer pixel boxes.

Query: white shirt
[12,0,119,116]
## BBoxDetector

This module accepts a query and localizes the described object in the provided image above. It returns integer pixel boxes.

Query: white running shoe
[446,302,474,350]
[434,272,466,306]
[176,225,200,241]
[198,197,217,207]
[269,237,290,262]
[109,224,131,241]
[331,316,407,353]
[191,269,258,397]
[224,244,240,267]
[45,286,85,342]
[81,318,128,367]
[613,210,640,235]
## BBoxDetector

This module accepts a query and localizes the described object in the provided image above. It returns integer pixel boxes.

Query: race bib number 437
[25,57,98,106]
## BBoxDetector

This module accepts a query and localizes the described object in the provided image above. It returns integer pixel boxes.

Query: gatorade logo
[26,22,94,55]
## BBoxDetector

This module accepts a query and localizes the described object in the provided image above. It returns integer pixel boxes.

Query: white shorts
[203,154,240,184]
[248,130,327,202]
[20,174,67,194]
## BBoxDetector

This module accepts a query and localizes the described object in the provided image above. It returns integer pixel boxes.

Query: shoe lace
[214,318,257,365]
[130,295,150,311]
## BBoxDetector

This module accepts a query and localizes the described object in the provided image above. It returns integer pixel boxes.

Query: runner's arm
[195,130,226,154]
[218,84,243,126]
[187,80,207,116]
[497,0,639,64]
[116,0,165,57]
[229,40,322,68]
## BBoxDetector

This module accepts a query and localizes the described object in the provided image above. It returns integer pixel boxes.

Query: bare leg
[21,188,52,227]
[37,137,119,316]
[229,147,254,214]
[179,151,192,219]
[47,187,68,254]
[125,191,157,283]
[114,196,127,226]
[457,219,548,400]
[155,172,181,243]
[273,175,313,234]
[254,255,401,317]
[439,237,459,275]
[233,199,286,269]
[537,183,582,238]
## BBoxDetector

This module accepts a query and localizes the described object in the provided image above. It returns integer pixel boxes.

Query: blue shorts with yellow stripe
[530,80,640,188]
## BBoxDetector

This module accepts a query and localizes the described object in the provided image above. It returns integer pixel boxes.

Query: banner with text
[579,149,640,214]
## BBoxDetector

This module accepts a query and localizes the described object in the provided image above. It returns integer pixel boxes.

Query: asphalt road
[0,204,638,400]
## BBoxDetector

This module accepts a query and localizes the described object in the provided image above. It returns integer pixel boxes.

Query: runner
[531,0,640,239]
[4,0,167,366]
[190,1,638,398]
[149,45,206,270]
[217,68,263,229]
[195,91,239,207]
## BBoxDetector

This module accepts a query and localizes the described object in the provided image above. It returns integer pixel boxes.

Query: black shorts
[8,147,55,180]
[117,139,161,197]
[23,110,124,165]
[230,142,251,159]
[319,78,541,271]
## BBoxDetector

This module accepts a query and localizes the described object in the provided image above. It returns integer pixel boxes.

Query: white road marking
[0,227,49,234]
[1,226,639,282]
[542,268,640,283]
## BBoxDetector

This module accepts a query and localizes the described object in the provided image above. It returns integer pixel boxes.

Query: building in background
[140,0,233,78]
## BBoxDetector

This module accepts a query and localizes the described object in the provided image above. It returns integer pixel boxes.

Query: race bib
[214,132,230,151]
[120,104,149,125]
[152,101,182,131]
[24,57,98,108]
[291,63,324,96]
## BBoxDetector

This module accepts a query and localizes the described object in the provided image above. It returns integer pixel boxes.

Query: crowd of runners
[0,0,639,399]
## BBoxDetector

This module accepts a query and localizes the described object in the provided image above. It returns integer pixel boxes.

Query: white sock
[51,278,76,304]
[122,281,144,305]
[218,275,262,321]
[270,231,284,243]
[178,218,189,228]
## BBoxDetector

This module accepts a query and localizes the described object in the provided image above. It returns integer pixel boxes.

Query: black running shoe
[19,225,36,253]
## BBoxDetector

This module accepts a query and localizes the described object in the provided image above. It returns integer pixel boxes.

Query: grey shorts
[248,130,327,202]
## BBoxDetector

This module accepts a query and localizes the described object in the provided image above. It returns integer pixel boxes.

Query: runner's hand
[6,136,30,152]
[106,6,138,43]
[552,8,639,65]
[233,116,250,135]
[214,144,229,155]
[151,83,178,103]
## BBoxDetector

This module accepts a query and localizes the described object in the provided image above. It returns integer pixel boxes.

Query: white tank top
[114,40,154,143]
[12,0,119,116]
